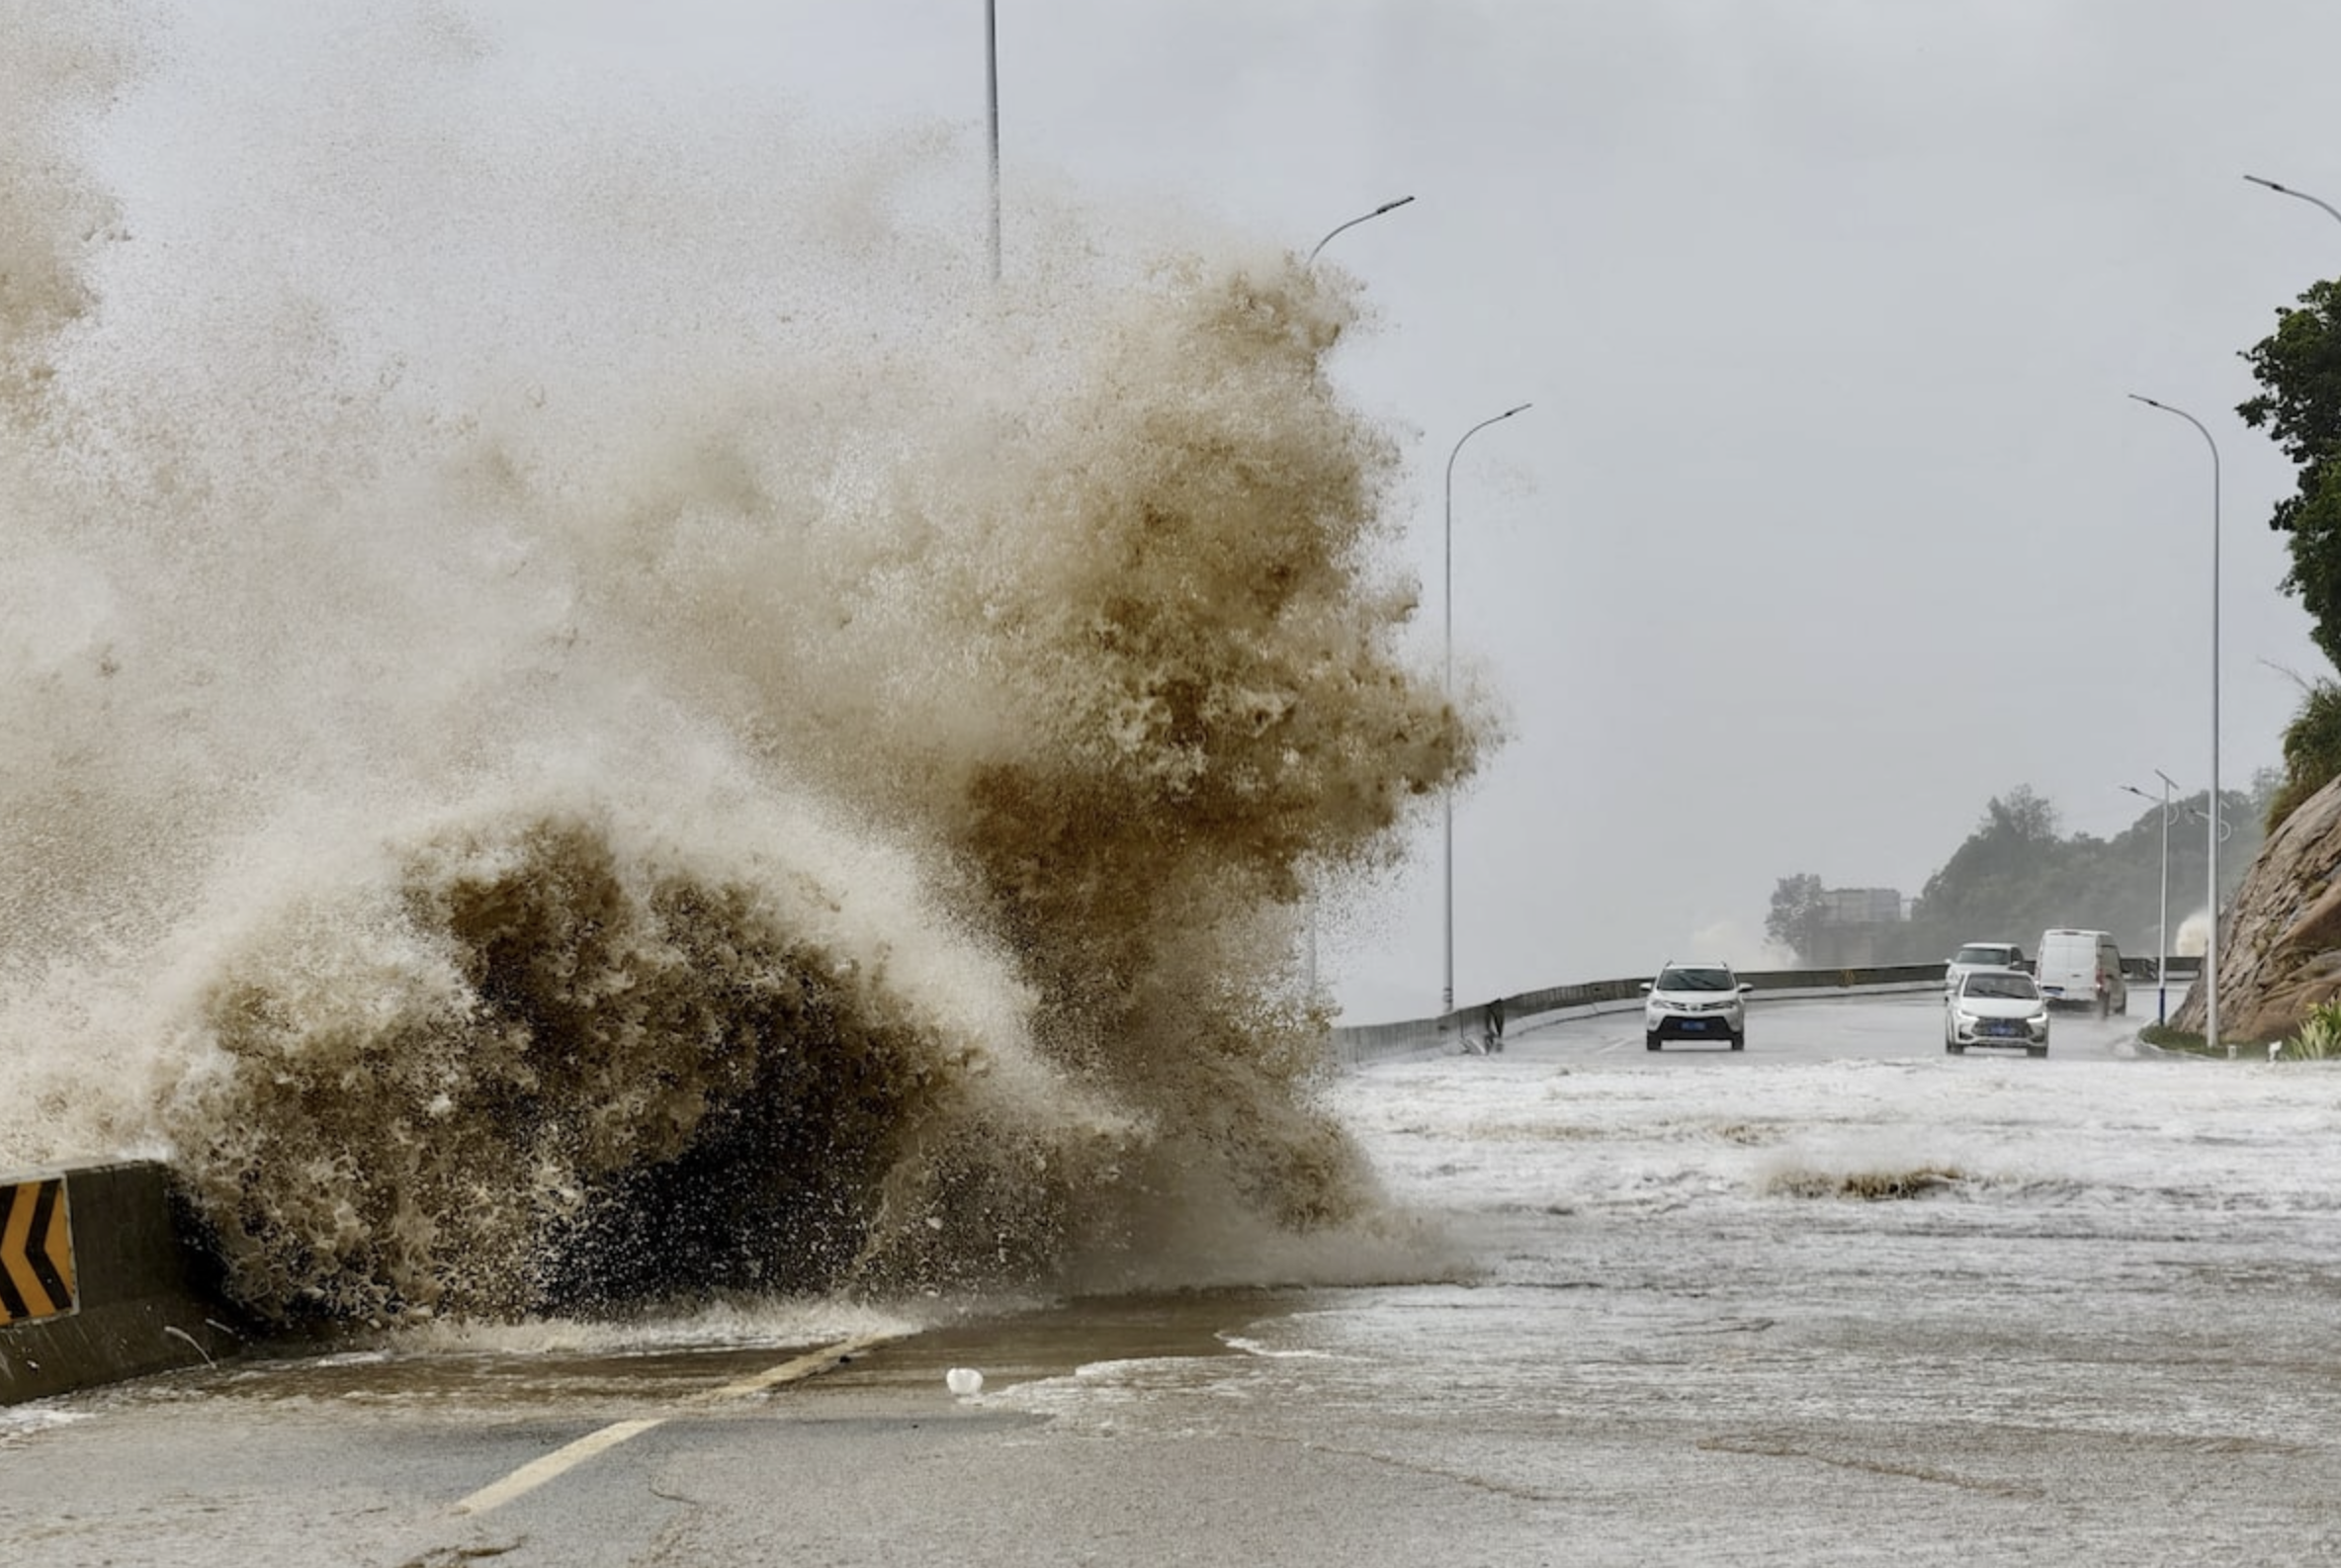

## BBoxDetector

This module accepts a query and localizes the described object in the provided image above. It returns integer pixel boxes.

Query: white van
[2035,928,2126,1013]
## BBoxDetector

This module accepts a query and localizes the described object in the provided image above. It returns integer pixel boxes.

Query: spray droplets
[2,5,1484,1324]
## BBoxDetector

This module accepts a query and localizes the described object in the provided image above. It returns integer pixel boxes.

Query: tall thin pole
[985,1,1000,282]
[1299,196,1417,1004]
[2128,394,2221,1054]
[2153,769,2174,1025]
[1441,402,1530,1016]
[2122,776,2178,1024]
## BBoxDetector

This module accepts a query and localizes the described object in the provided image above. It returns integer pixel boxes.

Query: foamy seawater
[970,1000,2341,1562]
[1339,1041,2341,1230]
[10,999,2341,1563]
[0,5,1481,1327]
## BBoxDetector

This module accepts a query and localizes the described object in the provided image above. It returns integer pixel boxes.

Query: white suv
[1944,940,2026,994]
[1642,961,1752,1051]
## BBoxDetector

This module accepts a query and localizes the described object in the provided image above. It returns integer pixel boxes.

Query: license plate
[1680,1019,1708,1031]
[1984,1021,2019,1037]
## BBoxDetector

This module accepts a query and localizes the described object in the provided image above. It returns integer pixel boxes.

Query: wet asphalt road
[9,993,2341,1567]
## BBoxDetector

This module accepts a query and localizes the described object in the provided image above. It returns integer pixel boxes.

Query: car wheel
[1645,1032,1660,1051]
[2028,1045,2047,1058]
[1729,1032,1745,1051]
[1947,1040,1964,1055]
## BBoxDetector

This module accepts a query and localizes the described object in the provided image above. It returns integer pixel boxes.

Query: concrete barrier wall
[0,1162,242,1406]
[1330,956,2207,1069]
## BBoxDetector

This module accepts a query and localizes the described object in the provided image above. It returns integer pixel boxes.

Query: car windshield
[1656,966,1734,992]
[1953,945,2015,966]
[1963,973,2039,1001]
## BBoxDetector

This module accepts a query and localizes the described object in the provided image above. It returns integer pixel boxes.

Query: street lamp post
[2244,174,2341,228]
[2128,393,2222,1055]
[2184,801,2234,842]
[1442,402,1531,1017]
[2120,772,2181,1023]
[985,1,1000,281]
[1306,197,1417,267]
[1298,197,1416,1003]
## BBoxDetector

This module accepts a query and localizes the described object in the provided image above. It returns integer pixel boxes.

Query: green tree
[2238,278,2341,670]
[1765,872,1826,962]
[2266,679,2341,831]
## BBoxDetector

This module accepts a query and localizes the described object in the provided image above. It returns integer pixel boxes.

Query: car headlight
[1954,1009,1980,1026]
[2029,1010,2048,1028]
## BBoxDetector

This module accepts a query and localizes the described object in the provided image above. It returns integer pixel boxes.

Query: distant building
[1811,887,1905,967]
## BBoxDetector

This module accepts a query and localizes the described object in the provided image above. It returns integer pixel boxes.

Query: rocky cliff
[2172,775,2341,1043]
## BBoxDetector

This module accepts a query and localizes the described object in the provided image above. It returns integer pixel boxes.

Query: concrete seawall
[0,1162,242,1406]
[1331,963,1951,1067]
[1329,955,2205,1068]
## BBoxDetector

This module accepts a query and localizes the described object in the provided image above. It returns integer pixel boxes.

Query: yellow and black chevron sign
[0,1176,76,1326]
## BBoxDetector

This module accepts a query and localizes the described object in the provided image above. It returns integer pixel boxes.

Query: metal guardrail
[2124,955,2203,982]
[1329,955,2206,1070]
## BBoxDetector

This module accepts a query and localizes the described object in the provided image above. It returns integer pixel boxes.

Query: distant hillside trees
[1765,873,1826,959]
[1901,786,2066,956]
[1897,783,2267,963]
[1771,781,2270,969]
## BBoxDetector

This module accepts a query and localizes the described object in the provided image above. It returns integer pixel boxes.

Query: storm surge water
[0,7,1482,1325]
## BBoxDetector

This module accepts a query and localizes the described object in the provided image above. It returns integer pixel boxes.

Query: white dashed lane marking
[449,1334,900,1517]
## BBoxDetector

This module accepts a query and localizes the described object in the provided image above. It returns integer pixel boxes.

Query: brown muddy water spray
[0,6,1485,1326]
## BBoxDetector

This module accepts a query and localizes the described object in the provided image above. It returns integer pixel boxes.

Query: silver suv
[1642,961,1752,1051]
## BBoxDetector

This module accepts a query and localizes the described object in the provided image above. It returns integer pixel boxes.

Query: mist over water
[0,8,1478,1324]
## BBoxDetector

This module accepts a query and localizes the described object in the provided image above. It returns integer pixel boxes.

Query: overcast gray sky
[147,2,2341,1022]
[503,0,2341,1020]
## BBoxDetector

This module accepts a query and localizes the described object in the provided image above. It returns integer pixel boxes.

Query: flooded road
[10,993,2341,1566]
